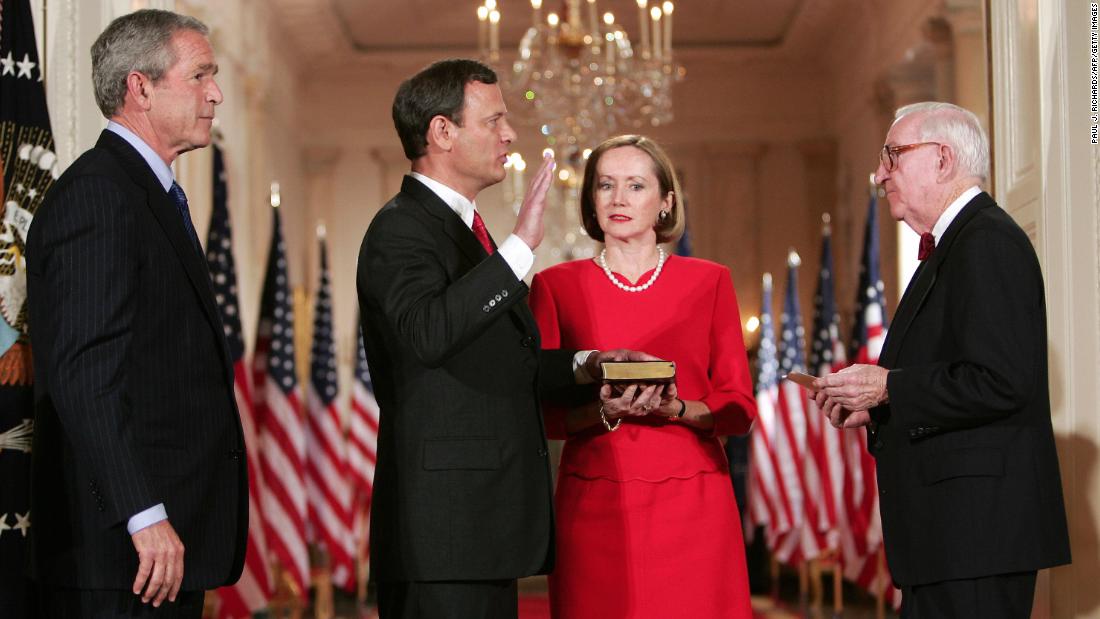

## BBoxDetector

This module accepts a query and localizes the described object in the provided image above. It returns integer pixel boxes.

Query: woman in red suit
[529,135,757,618]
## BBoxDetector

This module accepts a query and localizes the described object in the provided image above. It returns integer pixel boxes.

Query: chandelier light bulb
[471,0,682,184]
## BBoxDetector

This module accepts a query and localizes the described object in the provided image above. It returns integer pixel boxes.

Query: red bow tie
[918,233,935,261]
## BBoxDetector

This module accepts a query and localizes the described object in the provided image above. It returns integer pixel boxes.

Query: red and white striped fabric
[843,195,900,609]
[749,273,793,544]
[254,207,309,600]
[806,224,844,557]
[347,320,380,563]
[304,238,356,591]
[205,145,271,617]
[771,253,829,565]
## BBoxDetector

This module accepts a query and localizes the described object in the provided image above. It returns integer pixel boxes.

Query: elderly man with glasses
[811,102,1070,618]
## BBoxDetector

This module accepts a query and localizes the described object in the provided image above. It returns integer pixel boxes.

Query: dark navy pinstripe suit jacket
[26,130,247,591]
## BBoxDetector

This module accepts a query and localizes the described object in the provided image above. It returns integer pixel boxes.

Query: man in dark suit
[814,102,1071,618]
[358,59,660,619]
[26,10,246,617]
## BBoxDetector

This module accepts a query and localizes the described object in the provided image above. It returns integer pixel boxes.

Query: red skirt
[548,471,753,619]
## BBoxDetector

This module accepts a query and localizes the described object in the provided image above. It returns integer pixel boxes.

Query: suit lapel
[879,192,995,368]
[402,176,489,266]
[98,131,229,370]
[402,176,536,338]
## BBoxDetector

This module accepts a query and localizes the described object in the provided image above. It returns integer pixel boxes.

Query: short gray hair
[894,102,990,182]
[91,9,209,118]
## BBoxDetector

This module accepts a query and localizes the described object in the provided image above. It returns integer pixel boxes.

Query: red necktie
[471,210,494,255]
[918,232,935,261]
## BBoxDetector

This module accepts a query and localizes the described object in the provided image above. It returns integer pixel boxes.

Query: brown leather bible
[600,360,677,383]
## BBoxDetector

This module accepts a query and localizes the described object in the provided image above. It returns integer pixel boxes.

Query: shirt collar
[106,121,175,193]
[931,185,981,244]
[410,171,478,228]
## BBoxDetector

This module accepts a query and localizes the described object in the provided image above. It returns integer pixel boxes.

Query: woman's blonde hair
[580,135,685,244]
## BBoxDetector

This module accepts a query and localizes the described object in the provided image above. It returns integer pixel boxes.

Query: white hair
[894,102,990,182]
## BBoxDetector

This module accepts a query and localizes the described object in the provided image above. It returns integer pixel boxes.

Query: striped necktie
[168,181,203,255]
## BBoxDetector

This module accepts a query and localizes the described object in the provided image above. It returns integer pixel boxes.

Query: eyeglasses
[879,142,941,171]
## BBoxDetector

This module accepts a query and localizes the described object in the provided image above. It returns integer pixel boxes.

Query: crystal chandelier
[476,0,684,164]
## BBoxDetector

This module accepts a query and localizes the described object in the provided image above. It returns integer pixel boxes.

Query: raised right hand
[512,153,556,250]
[131,519,185,606]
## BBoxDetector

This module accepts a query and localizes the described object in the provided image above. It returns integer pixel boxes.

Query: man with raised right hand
[359,58,659,619]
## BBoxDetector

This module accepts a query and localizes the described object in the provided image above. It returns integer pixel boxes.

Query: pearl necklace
[597,247,667,292]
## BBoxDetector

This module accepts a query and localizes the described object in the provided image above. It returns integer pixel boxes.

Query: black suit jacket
[26,130,247,590]
[870,191,1071,586]
[358,176,576,582]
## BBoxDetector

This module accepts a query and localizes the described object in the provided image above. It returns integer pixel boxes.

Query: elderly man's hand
[811,364,889,412]
[815,392,873,428]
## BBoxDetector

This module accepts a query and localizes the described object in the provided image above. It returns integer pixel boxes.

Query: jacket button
[495,294,502,302]
[488,299,496,307]
[501,289,509,297]
[483,305,491,312]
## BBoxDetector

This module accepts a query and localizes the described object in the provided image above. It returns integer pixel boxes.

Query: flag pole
[42,0,48,85]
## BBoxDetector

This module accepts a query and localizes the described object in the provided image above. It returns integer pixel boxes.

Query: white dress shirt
[410,172,534,280]
[408,172,596,382]
[932,185,982,244]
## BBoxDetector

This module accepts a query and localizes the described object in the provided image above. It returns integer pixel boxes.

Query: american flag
[749,273,792,545]
[772,251,827,564]
[347,319,379,580]
[305,237,355,591]
[807,220,844,558]
[254,207,308,600]
[206,145,272,617]
[846,194,900,608]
